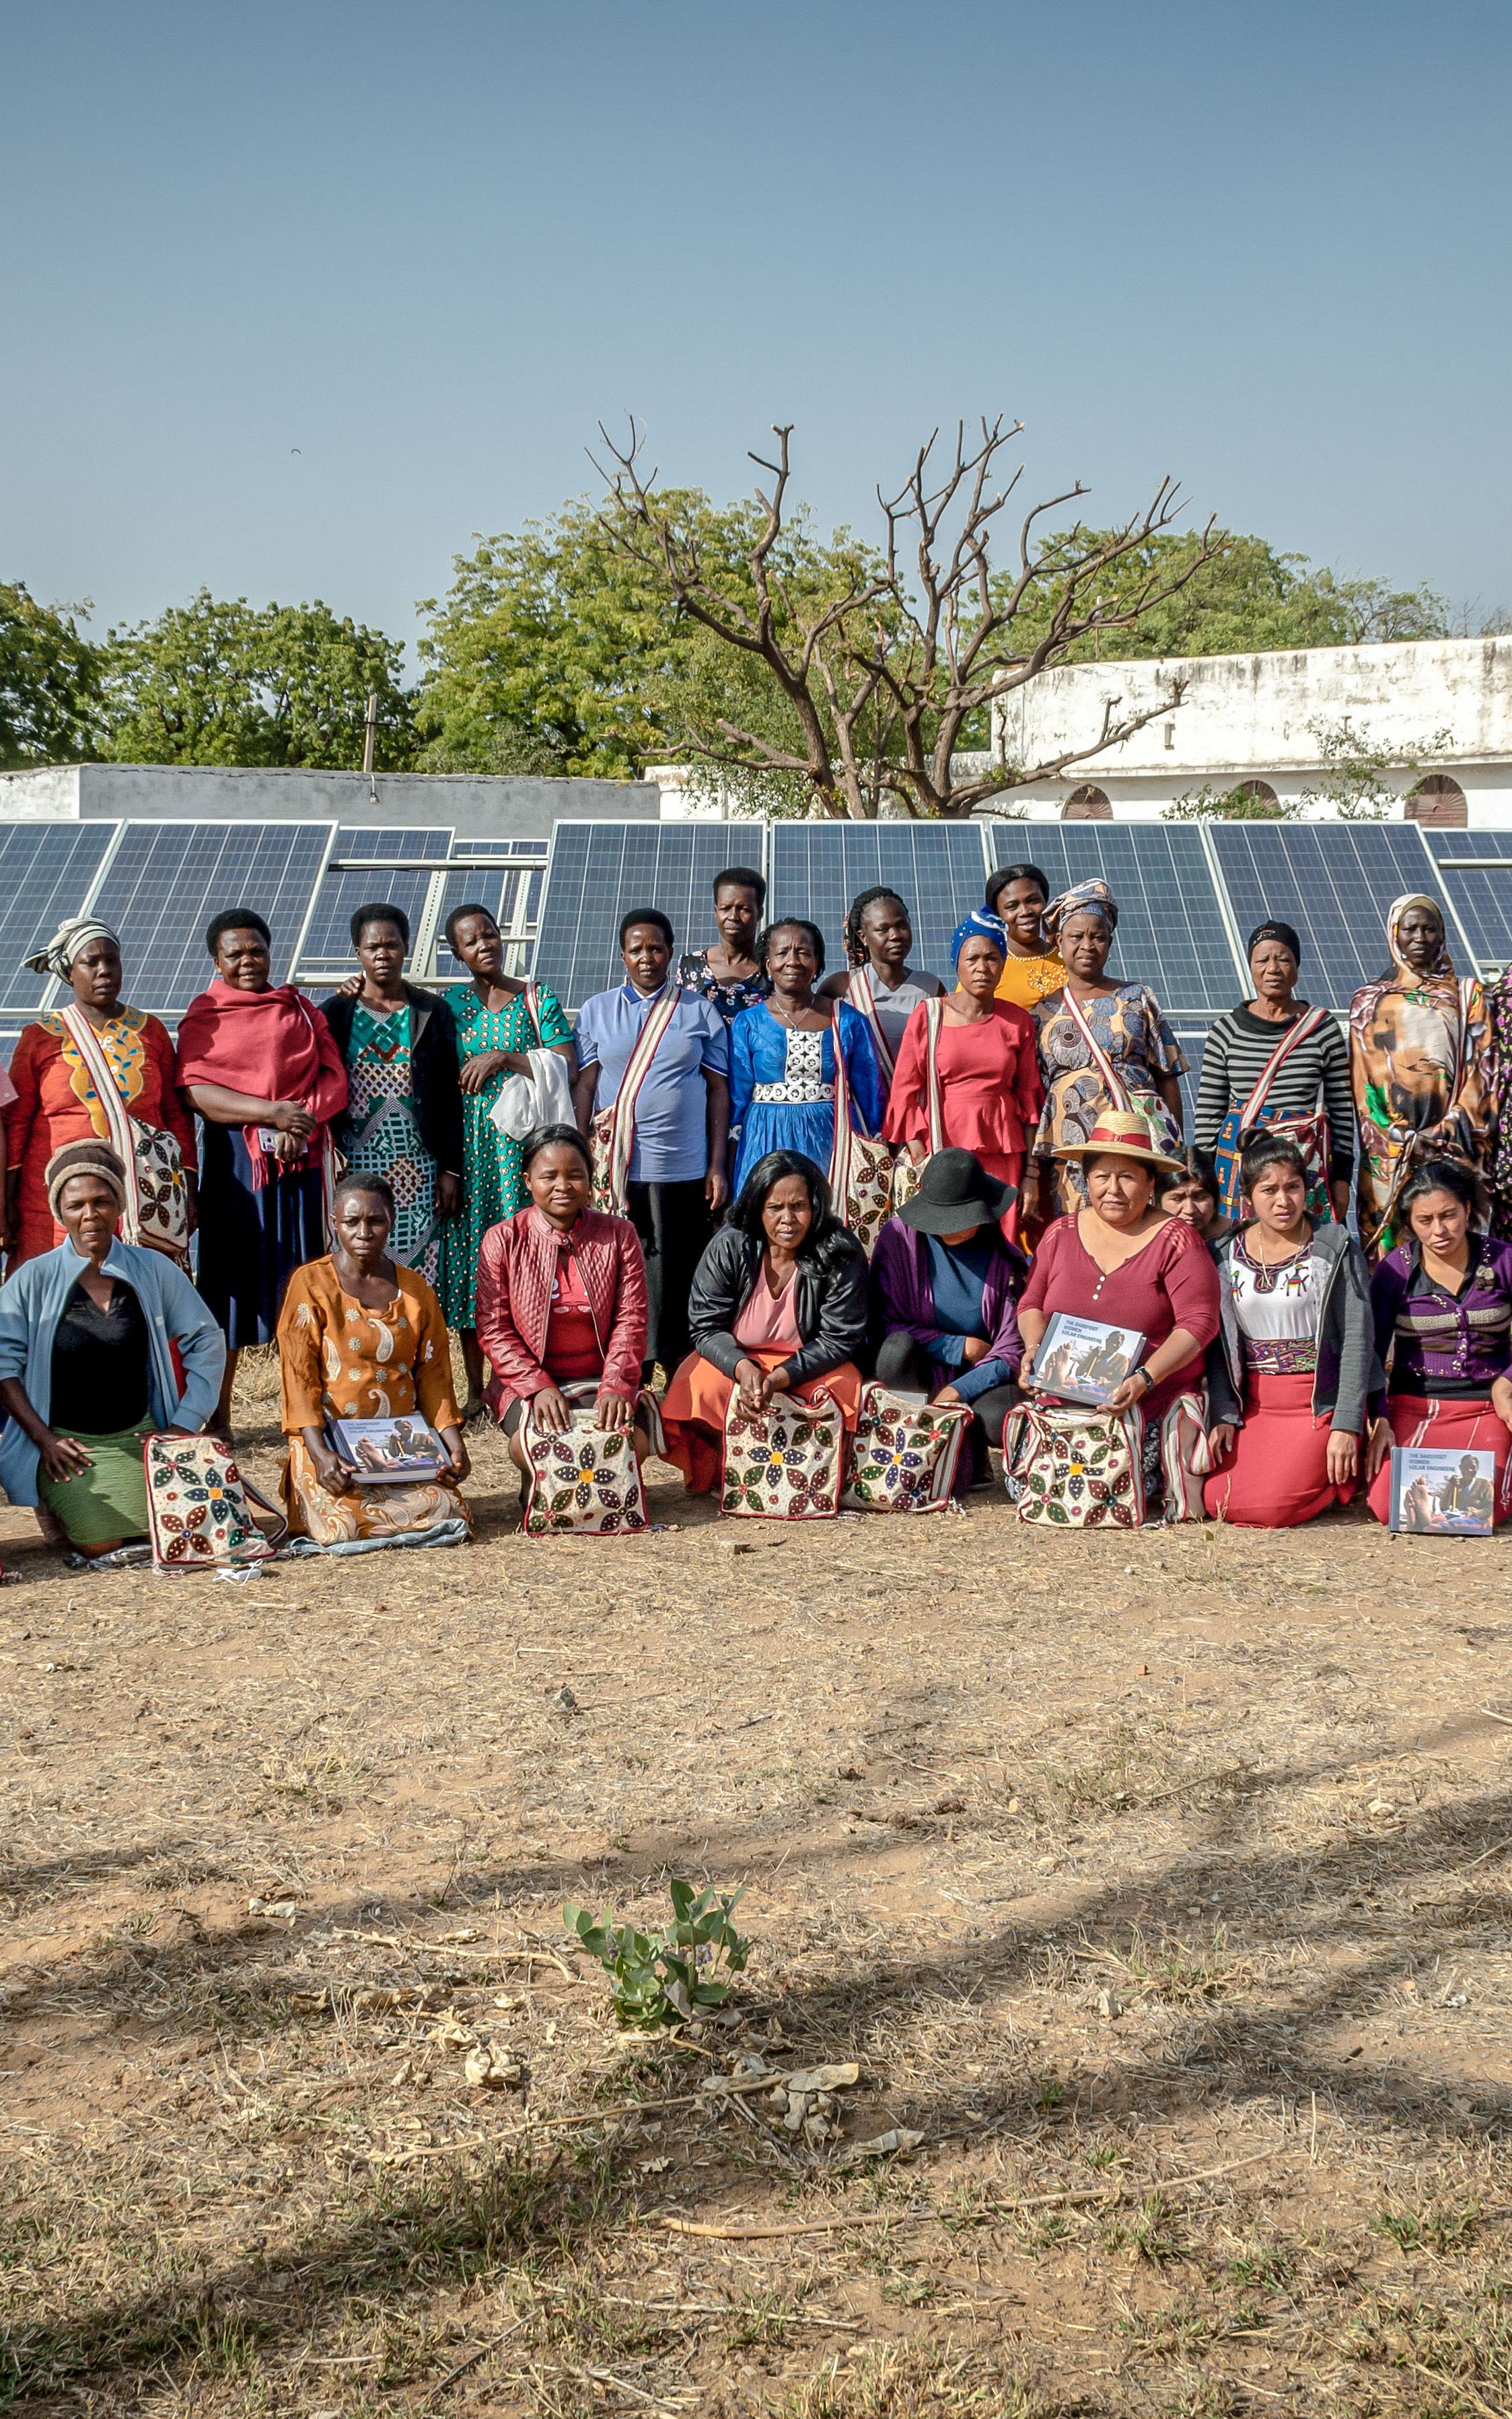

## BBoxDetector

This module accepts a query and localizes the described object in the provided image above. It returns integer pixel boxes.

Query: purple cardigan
[1371,1231,1512,1400]
[870,1217,1024,1399]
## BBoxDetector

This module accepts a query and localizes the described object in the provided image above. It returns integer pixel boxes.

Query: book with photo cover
[1389,1446,1495,1536]
[1032,1312,1146,1409]
[327,1414,449,1484]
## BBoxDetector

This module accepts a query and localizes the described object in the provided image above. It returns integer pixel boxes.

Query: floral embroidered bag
[840,1381,972,1513]
[721,1386,844,1521]
[145,1434,286,1569]
[520,1382,663,1538]
[827,1007,896,1255]
[1002,1400,1145,1527]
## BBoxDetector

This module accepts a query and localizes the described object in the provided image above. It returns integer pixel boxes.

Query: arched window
[1062,785,1112,821]
[1231,780,1280,811]
[1406,774,1468,828]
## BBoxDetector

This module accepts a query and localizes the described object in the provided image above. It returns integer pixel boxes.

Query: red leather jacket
[474,1204,648,1414]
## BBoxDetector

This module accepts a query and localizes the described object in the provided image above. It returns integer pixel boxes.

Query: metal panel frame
[528,822,770,1006]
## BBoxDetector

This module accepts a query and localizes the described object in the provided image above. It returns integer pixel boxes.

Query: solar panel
[530,824,768,1007]
[300,867,437,972]
[1419,830,1512,975]
[0,824,119,1013]
[79,822,334,1014]
[988,824,1245,1016]
[1207,824,1461,1011]
[768,824,990,988]
[336,826,454,861]
[450,838,545,859]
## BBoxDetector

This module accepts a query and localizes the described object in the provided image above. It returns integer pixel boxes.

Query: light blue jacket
[0,1239,226,1505]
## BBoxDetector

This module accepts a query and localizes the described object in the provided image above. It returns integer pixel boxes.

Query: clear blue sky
[3,1,1509,659]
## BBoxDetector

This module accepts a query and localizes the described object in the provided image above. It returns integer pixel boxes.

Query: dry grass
[1,1362,1511,2414]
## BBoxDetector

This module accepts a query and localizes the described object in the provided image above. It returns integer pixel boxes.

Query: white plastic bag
[489,1047,575,1141]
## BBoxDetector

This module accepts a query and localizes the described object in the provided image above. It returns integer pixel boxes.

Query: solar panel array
[1207,824,1459,1011]
[1421,829,1512,975]
[988,824,1246,1016]
[530,824,763,1006]
[769,823,991,991]
[0,825,119,1014]
[79,823,336,1015]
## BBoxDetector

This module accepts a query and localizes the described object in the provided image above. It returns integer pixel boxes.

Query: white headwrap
[23,916,121,980]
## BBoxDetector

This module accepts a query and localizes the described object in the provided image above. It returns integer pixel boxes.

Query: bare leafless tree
[595,417,1225,820]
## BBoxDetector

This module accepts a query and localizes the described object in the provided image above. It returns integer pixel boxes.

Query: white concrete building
[991,635,1512,826]
[0,762,658,837]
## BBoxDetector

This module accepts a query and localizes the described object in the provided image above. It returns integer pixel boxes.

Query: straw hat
[1054,1110,1185,1174]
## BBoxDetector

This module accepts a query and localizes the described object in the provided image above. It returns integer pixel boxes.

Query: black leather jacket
[687,1221,869,1389]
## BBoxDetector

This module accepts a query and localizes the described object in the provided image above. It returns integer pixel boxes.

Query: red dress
[884,1001,1042,1238]
[1018,1213,1220,1420]
[7,1009,196,1265]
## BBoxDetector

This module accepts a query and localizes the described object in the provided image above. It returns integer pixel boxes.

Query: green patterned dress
[438,982,573,1328]
[340,1002,444,1287]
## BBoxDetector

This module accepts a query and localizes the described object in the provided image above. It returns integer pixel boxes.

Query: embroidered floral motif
[521,1408,651,1536]
[721,1393,843,1520]
[840,1384,972,1513]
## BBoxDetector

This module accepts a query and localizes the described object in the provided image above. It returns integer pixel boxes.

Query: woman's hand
[705,1165,729,1215]
[595,1390,633,1432]
[269,1099,316,1140]
[1492,1375,1512,1436]
[735,1357,772,1415]
[38,1432,92,1484]
[1207,1421,1237,1462]
[458,1050,513,1095]
[336,973,363,999]
[1365,1415,1394,1481]
[316,1453,355,1499]
[441,1425,470,1481]
[532,1387,573,1435]
[1330,1178,1353,1225]
[908,1139,929,1167]
[934,1383,963,1407]
[435,1171,461,1219]
[268,1128,306,1165]
[1326,1427,1359,1486]
[959,1336,990,1367]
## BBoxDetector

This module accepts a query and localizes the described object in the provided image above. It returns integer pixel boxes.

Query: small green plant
[563,1879,751,2030]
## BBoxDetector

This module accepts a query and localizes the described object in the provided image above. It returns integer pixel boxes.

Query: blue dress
[729,1001,885,1195]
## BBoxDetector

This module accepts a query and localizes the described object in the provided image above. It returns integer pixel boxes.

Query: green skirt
[37,1421,154,1546]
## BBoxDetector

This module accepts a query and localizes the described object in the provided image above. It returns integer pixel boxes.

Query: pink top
[733,1266,805,1352]
[543,1245,602,1383]
[884,1001,1042,1161]
[1019,1212,1221,1419]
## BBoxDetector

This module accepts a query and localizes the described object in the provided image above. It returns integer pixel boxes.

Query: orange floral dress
[7,1009,194,1264]
[276,1256,471,1553]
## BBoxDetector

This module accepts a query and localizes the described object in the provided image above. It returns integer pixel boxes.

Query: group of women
[0,849,1507,1560]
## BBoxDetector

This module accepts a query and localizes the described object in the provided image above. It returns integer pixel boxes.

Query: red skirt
[660,1347,864,1496]
[1202,1370,1356,1529]
[1367,1396,1512,1527]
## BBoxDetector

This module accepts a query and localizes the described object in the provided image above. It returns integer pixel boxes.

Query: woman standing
[435,902,576,1417]
[661,1150,869,1495]
[1365,1158,1512,1525]
[1349,895,1490,1257]
[176,909,348,1435]
[320,904,464,1289]
[984,863,1065,1013]
[1203,1133,1375,1527]
[8,917,192,1264]
[1194,921,1354,1224]
[0,1141,224,1560]
[677,865,771,1027]
[277,1172,472,1556]
[728,920,884,1198]
[818,888,943,1080]
[1032,880,1186,1220]
[883,913,1041,1238]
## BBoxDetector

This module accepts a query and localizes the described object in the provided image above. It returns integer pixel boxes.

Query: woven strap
[1236,1005,1328,1126]
[600,982,682,1212]
[848,965,896,1085]
[923,998,946,1155]
[1060,987,1130,1112]
[58,1004,146,1244]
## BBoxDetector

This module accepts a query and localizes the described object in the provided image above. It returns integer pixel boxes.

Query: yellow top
[994,949,1065,1011]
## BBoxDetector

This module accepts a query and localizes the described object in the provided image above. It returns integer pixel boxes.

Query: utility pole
[362,690,380,806]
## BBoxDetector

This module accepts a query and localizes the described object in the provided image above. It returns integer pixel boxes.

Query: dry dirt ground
[4,1352,1512,2418]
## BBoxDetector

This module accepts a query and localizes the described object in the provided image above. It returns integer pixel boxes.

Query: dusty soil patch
[3,1357,1511,2414]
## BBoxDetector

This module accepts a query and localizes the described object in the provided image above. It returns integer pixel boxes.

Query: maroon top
[1020,1212,1221,1418]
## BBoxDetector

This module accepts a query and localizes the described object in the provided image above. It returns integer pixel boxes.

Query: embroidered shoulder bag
[1003,1399,1145,1527]
[721,1384,844,1521]
[145,1433,287,1569]
[590,983,684,1215]
[827,1006,896,1254]
[1211,1005,1333,1223]
[888,996,948,1214]
[520,1380,664,1538]
[840,1380,971,1513]
[60,1006,190,1258]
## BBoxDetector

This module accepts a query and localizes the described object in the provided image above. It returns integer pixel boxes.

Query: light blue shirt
[574,982,729,1185]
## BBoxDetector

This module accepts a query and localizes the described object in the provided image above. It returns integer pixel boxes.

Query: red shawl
[176,978,348,1186]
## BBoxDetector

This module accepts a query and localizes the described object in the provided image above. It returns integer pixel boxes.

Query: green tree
[102,591,415,769]
[0,580,105,767]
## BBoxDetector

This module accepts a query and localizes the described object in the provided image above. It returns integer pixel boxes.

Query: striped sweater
[1193,1005,1355,1179]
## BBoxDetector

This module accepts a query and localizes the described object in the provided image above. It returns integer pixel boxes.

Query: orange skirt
[660,1347,864,1495]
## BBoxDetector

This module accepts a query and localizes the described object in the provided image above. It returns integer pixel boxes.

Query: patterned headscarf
[1044,879,1118,942]
[23,916,120,980]
[951,909,1009,966]
[1386,893,1453,978]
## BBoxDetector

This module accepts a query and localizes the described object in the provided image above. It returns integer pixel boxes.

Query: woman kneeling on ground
[277,1173,472,1555]
[1202,1133,1375,1527]
[1363,1157,1512,1525]
[0,1141,225,1560]
[474,1124,654,1474]
[1015,1112,1221,1513]
[661,1151,868,1496]
[869,1148,1024,1488]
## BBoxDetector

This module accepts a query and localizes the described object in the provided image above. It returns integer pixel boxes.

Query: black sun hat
[897,1147,1015,1235]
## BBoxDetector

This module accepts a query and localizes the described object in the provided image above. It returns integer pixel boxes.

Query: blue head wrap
[951,910,1009,966]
